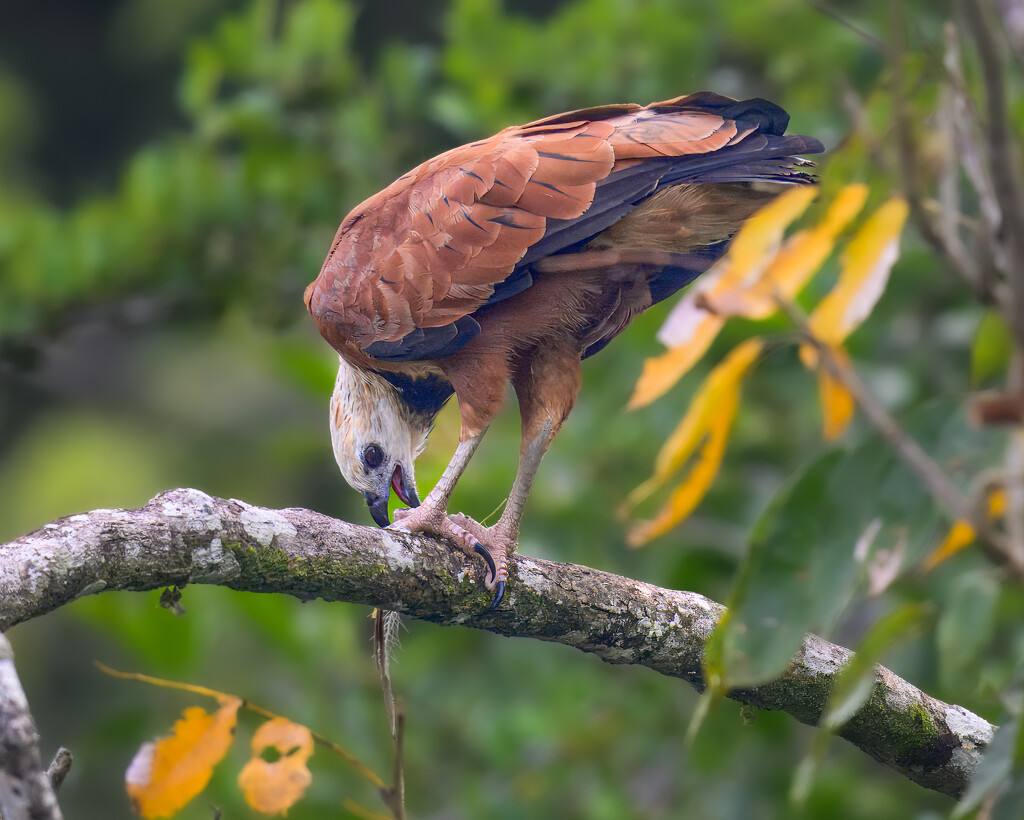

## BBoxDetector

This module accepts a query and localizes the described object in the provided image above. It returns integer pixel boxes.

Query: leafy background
[0,0,1012,817]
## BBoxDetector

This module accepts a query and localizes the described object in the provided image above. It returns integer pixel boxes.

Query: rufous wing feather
[305,94,821,362]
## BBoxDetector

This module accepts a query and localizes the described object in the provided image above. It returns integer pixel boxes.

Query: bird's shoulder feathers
[305,93,819,362]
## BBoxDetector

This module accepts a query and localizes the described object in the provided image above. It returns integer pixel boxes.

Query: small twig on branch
[0,633,64,820]
[0,489,997,797]
[1002,355,1024,571]
[942,22,1007,298]
[995,0,1024,61]
[46,748,73,794]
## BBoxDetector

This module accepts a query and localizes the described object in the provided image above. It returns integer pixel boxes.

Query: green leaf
[937,570,1000,693]
[789,603,932,807]
[710,448,855,688]
[826,603,934,730]
[180,42,223,119]
[971,311,1013,386]
[713,400,1004,689]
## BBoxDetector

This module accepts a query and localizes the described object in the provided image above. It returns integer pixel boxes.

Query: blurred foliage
[2,0,1022,817]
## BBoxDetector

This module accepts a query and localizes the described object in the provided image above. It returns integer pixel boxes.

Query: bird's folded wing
[311,95,790,360]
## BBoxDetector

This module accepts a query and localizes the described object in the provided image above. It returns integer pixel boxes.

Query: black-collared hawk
[304,92,823,608]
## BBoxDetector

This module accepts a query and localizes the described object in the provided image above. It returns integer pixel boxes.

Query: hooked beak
[391,463,419,508]
[364,464,420,528]
[365,492,391,528]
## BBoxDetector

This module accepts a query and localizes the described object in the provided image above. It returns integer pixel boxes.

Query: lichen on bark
[0,487,995,799]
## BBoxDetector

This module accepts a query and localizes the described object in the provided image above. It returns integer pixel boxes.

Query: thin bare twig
[995,0,1024,61]
[790,311,971,521]
[938,44,961,253]
[942,22,1007,297]
[962,0,1024,343]
[890,0,993,303]
[46,748,72,794]
[1003,355,1024,569]
[810,2,886,51]
[384,702,407,820]
[97,664,390,792]
[343,797,393,820]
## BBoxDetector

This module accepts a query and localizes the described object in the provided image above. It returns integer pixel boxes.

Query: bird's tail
[656,132,823,188]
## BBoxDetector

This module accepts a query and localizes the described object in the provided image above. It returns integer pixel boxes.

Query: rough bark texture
[0,633,64,820]
[0,488,994,798]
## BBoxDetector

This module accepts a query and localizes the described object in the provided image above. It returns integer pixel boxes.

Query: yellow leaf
[629,314,725,409]
[628,395,735,546]
[722,185,819,280]
[721,184,869,319]
[924,488,1008,570]
[924,521,978,571]
[656,254,727,349]
[238,717,315,816]
[806,197,908,352]
[126,698,242,819]
[635,186,867,410]
[992,487,1009,517]
[692,186,818,317]
[817,346,855,441]
[817,184,871,235]
[626,338,763,544]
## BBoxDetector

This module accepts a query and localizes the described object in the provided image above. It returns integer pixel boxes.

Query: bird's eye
[362,444,385,470]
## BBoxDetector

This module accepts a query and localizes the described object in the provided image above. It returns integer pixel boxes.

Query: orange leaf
[817,346,856,441]
[238,717,315,816]
[804,197,908,362]
[924,488,1009,571]
[626,338,763,544]
[126,697,242,818]
[629,314,725,409]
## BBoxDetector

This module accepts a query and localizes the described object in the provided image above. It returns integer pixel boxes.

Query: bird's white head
[329,356,429,527]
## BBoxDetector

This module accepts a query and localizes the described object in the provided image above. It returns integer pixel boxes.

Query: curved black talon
[473,543,497,583]
[487,581,505,611]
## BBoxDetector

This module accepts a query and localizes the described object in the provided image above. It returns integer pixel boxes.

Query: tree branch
[0,633,64,820]
[0,488,994,799]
